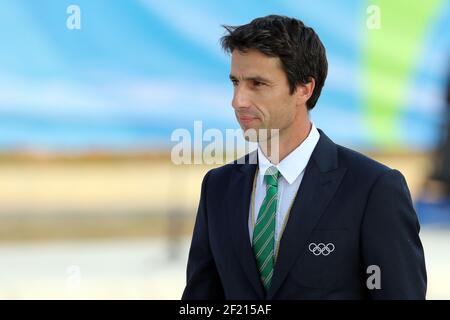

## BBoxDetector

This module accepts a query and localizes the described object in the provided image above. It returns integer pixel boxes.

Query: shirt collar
[257,122,320,185]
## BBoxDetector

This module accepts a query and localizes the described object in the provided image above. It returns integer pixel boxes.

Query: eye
[252,80,265,87]
[230,78,238,87]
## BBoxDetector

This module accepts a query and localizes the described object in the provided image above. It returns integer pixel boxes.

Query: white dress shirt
[248,122,320,255]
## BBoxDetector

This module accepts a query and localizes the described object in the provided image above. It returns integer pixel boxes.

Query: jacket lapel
[267,130,347,299]
[228,151,265,299]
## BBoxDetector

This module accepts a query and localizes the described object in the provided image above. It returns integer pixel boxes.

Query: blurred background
[0,0,449,299]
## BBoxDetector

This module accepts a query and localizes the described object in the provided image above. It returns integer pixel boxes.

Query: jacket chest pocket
[289,229,349,289]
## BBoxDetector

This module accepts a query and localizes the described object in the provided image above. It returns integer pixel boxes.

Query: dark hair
[220,15,328,110]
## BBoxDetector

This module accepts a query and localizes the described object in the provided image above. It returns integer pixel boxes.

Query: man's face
[229,48,299,141]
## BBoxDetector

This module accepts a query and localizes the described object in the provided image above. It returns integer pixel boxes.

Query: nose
[231,85,251,110]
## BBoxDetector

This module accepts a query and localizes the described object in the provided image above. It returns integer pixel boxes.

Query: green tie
[252,166,280,292]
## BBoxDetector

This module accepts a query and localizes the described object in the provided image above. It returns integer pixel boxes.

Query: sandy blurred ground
[0,151,436,241]
[0,158,210,217]
[0,150,434,217]
[0,227,447,299]
[0,151,448,299]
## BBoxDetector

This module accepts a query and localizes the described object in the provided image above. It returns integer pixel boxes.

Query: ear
[296,77,315,108]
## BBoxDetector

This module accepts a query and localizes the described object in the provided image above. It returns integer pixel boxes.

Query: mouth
[238,115,259,125]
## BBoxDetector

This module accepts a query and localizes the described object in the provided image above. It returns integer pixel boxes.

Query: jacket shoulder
[205,150,256,178]
[336,144,392,177]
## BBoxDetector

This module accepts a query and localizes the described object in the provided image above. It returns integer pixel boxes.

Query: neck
[259,121,312,165]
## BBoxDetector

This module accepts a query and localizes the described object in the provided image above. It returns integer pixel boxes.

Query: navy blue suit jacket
[182,129,427,299]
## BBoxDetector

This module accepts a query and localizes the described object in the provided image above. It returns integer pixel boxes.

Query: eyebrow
[229,74,272,83]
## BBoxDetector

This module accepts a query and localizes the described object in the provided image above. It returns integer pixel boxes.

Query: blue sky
[0,0,448,152]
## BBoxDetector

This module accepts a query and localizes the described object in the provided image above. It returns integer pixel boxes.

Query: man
[182,15,427,299]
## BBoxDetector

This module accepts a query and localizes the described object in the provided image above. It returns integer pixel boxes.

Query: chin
[242,126,262,142]
[243,134,258,142]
